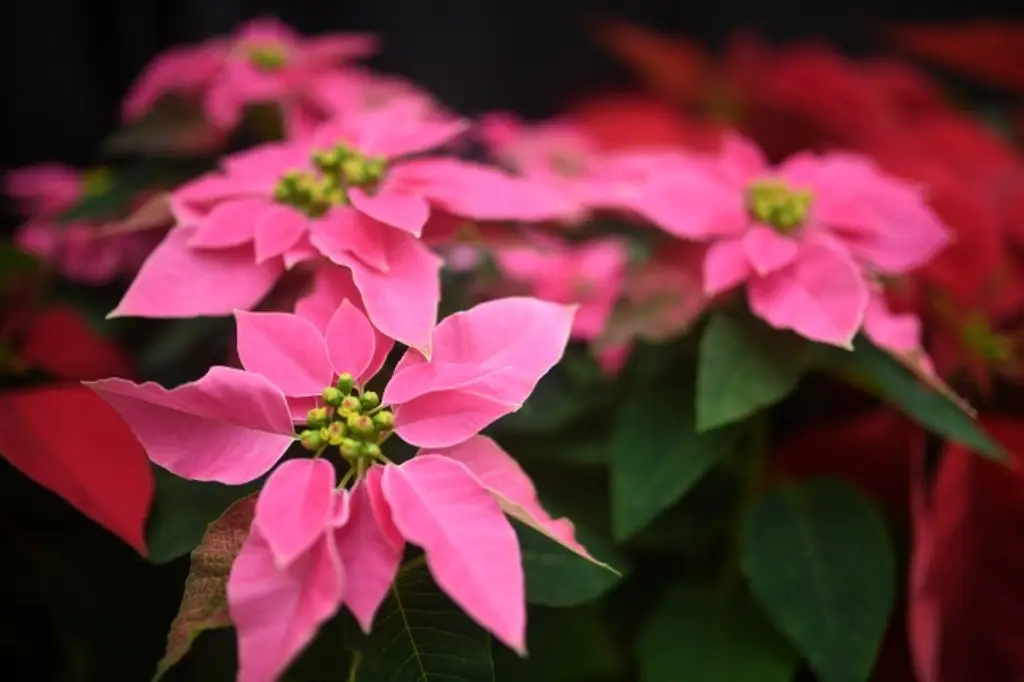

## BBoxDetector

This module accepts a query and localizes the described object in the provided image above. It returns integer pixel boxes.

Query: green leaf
[696,312,813,432]
[494,351,613,434]
[0,243,40,290]
[494,606,623,681]
[825,339,1005,460]
[637,584,798,682]
[741,480,896,682]
[611,374,741,541]
[146,467,261,564]
[357,563,495,682]
[153,496,256,680]
[516,518,625,607]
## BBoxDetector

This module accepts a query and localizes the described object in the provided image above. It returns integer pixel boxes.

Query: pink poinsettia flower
[632,135,950,346]
[122,16,377,136]
[495,233,628,342]
[5,163,82,219]
[87,297,592,680]
[5,165,163,284]
[111,103,571,351]
[230,430,600,682]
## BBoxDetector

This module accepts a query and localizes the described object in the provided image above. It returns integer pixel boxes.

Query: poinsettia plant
[2,13,1024,682]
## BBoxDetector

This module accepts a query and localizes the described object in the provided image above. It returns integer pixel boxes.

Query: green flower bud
[325,421,347,446]
[338,395,362,418]
[347,414,376,438]
[335,372,355,394]
[339,438,363,459]
[360,391,380,410]
[306,406,330,428]
[342,156,369,185]
[372,410,395,431]
[362,443,382,460]
[299,429,324,451]
[321,386,344,406]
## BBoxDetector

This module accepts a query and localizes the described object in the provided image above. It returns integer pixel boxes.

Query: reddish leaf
[0,384,153,554]
[154,495,257,680]
[909,416,1024,682]
[566,94,724,152]
[19,306,134,380]
[885,21,1024,93]
[771,410,922,518]
[589,17,713,107]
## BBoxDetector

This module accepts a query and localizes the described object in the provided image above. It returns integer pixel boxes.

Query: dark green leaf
[146,467,261,564]
[494,606,623,681]
[495,351,613,434]
[825,339,1005,460]
[742,480,896,682]
[637,584,797,682]
[516,518,625,607]
[611,375,741,540]
[357,563,495,682]
[697,312,812,431]
[0,243,40,290]
[154,496,256,680]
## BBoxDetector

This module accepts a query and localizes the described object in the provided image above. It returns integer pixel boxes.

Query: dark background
[1,0,1022,168]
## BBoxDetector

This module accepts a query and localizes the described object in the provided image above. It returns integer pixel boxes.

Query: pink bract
[495,233,628,342]
[227,433,598,680]
[112,104,571,351]
[637,135,950,346]
[122,16,378,136]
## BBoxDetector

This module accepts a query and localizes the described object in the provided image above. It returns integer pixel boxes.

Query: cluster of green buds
[298,372,395,470]
[746,179,814,233]
[273,144,388,218]
[243,41,290,71]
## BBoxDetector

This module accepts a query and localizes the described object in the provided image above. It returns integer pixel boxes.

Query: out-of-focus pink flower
[5,164,82,219]
[312,68,443,122]
[122,16,377,137]
[88,297,597,680]
[479,112,598,222]
[495,233,627,342]
[5,165,163,284]
[112,103,570,351]
[634,135,949,346]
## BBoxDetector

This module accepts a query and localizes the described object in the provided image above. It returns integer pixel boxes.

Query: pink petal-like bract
[85,367,295,484]
[363,464,403,549]
[228,527,345,682]
[392,158,576,222]
[741,225,801,274]
[429,436,594,560]
[296,265,394,379]
[235,310,333,398]
[747,240,869,348]
[631,171,748,239]
[323,300,378,384]
[382,456,526,653]
[334,477,403,632]
[254,458,338,569]
[254,206,308,263]
[349,183,430,237]
[703,238,753,295]
[110,227,282,318]
[345,230,443,354]
[392,389,516,449]
[187,197,267,249]
[399,297,575,401]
